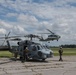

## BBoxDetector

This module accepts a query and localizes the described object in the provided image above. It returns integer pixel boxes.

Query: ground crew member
[14,49,18,61]
[23,46,29,62]
[58,47,63,61]
[25,47,29,60]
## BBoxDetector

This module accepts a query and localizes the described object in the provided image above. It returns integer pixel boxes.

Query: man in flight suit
[58,47,63,61]
[22,46,29,62]
[14,49,18,61]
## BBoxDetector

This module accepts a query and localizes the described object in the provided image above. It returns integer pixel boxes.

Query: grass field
[0,48,76,58]
[51,48,76,56]
[0,51,13,58]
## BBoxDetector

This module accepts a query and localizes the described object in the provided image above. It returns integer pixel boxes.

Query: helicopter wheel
[20,56,23,60]
[42,59,45,61]
[25,56,29,61]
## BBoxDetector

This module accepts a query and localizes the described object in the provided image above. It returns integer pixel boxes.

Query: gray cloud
[0,0,76,46]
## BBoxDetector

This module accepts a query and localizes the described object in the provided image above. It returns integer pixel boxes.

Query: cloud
[0,0,76,46]
[13,25,26,34]
[0,28,6,34]
[17,14,38,25]
[0,20,13,29]
[0,20,27,35]
[6,13,18,17]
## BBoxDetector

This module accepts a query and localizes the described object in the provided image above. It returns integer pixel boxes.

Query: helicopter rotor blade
[1,40,6,46]
[7,32,11,37]
[0,38,21,41]
[38,33,50,34]
[9,38,22,41]
[46,29,55,34]
[1,32,11,46]
[0,33,41,42]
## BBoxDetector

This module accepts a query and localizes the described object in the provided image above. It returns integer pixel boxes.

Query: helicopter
[0,32,53,61]
[38,29,61,41]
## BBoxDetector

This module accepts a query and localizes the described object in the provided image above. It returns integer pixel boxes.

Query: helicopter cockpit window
[48,35,57,37]
[43,45,48,49]
[37,46,40,50]
[32,46,36,51]
[48,35,53,37]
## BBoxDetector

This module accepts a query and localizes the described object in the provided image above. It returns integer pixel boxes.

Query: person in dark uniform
[58,47,63,61]
[23,46,29,62]
[14,49,18,61]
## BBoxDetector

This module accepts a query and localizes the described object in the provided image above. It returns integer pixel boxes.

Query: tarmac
[0,56,76,75]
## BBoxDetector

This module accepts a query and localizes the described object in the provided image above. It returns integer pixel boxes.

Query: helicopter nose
[57,36,61,41]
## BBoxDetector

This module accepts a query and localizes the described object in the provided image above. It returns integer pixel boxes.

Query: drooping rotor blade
[0,32,11,39]
[0,33,41,41]
[46,29,55,34]
[0,37,5,39]
[0,35,22,39]
[24,34,41,40]
[0,38,21,41]
[38,33,50,34]
[1,40,6,46]
[5,32,11,39]
[38,29,55,34]
[24,34,39,38]
[6,35,23,38]
[9,38,22,41]
[7,32,11,37]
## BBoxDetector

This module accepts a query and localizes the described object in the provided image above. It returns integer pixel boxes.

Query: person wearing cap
[58,47,63,61]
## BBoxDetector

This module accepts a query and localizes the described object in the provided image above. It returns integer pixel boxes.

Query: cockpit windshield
[48,35,57,37]
[32,44,49,51]
[37,45,49,50]
[37,45,42,50]
[42,45,50,50]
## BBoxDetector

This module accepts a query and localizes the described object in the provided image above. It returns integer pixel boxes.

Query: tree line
[60,44,76,48]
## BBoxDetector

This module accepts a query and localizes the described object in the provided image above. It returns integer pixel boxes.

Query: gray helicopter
[0,33,53,61]
[17,40,53,61]
[38,29,61,41]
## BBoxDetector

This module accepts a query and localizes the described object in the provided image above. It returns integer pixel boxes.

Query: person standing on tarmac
[22,46,29,62]
[58,47,63,61]
[14,49,18,61]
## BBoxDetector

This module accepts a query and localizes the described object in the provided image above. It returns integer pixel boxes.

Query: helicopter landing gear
[25,55,29,61]
[20,56,23,60]
[20,55,29,62]
[42,59,45,61]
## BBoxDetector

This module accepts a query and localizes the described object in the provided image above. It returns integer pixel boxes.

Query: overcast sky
[0,0,76,46]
